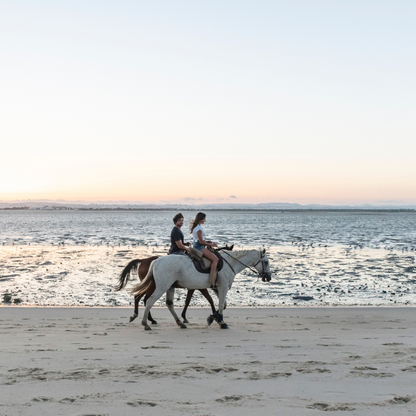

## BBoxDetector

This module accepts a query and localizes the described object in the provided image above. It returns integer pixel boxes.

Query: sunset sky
[1,1,415,205]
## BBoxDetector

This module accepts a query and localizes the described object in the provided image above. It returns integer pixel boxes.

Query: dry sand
[1,307,415,415]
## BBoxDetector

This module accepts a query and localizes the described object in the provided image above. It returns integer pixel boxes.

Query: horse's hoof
[213,311,223,323]
[178,323,187,329]
[129,315,137,323]
[182,318,189,324]
[150,320,158,325]
[144,324,152,330]
[207,315,214,326]
[220,323,229,329]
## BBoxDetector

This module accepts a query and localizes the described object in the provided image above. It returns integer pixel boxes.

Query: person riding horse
[190,212,218,288]
[168,213,190,255]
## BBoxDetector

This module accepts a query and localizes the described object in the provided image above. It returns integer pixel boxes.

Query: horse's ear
[262,248,266,255]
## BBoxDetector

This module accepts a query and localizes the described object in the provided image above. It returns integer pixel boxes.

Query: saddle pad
[192,250,223,274]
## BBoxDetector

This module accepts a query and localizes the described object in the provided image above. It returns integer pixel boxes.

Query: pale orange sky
[1,2,416,205]
[2,154,415,205]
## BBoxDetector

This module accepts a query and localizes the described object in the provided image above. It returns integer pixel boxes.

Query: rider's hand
[212,243,218,248]
[184,242,190,246]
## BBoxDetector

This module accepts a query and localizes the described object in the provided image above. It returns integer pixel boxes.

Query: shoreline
[2,207,416,212]
[2,304,416,309]
[1,245,416,308]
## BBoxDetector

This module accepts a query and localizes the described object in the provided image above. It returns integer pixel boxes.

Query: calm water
[0,210,415,249]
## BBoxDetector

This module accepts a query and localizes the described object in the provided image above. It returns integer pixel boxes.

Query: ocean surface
[1,209,416,249]
[1,210,416,308]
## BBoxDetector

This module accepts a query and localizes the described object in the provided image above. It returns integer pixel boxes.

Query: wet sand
[0,306,415,415]
[1,245,416,307]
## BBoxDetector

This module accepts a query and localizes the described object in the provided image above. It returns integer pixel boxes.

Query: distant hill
[1,200,415,210]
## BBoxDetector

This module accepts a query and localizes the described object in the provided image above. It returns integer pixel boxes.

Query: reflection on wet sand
[1,245,415,307]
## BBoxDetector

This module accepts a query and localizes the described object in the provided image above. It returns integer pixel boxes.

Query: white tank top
[192,224,206,243]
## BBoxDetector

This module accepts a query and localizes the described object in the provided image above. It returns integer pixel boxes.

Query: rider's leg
[209,263,218,286]
[202,248,218,287]
[166,287,186,328]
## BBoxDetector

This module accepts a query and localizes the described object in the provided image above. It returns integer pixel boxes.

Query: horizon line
[1,199,416,209]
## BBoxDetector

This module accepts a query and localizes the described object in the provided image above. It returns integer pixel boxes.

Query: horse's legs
[141,284,170,330]
[181,289,195,323]
[166,287,186,329]
[144,296,158,325]
[199,289,216,314]
[129,294,140,323]
[215,286,229,329]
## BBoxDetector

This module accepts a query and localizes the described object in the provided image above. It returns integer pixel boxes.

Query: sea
[1,210,416,308]
[1,209,416,249]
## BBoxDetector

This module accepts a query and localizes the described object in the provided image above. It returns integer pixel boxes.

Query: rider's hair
[173,213,184,224]
[190,212,206,233]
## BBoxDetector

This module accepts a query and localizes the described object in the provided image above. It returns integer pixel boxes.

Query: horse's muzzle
[261,273,272,282]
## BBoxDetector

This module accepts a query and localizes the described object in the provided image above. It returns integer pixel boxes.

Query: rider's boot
[209,268,217,288]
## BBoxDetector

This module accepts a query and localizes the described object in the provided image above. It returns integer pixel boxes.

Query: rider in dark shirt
[168,213,190,255]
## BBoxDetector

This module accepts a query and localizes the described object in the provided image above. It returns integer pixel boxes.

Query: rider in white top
[190,212,218,287]
[192,224,206,250]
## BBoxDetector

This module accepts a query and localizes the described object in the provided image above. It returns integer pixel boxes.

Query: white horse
[129,249,272,330]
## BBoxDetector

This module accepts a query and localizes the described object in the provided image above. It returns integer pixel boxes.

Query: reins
[220,253,236,274]
[219,250,264,277]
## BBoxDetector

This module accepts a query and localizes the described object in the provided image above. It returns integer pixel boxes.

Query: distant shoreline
[1,207,415,212]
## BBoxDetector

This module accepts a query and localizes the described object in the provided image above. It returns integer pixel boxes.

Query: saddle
[188,247,224,274]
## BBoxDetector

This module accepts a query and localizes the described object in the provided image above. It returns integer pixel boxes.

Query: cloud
[229,195,237,199]
[181,197,204,201]
[378,200,406,203]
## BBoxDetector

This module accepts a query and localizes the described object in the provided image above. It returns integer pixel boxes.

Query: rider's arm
[197,230,217,248]
[175,240,190,251]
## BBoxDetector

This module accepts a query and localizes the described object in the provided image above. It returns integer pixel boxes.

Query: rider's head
[190,212,206,232]
[173,213,184,227]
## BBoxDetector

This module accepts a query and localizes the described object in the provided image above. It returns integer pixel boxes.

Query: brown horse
[115,256,216,325]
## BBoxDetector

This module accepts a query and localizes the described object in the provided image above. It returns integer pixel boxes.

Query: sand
[0,306,415,415]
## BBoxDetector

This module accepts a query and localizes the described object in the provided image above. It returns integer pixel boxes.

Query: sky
[1,1,415,205]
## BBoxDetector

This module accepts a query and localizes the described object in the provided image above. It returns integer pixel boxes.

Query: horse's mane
[225,249,258,260]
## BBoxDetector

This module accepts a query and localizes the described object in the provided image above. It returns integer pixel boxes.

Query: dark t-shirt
[168,226,185,254]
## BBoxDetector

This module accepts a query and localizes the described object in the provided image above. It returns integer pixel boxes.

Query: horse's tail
[114,259,141,292]
[130,261,155,297]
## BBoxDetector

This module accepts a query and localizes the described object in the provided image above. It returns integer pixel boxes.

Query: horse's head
[254,249,271,282]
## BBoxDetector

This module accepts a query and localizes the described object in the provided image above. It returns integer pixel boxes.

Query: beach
[3,0,416,412]
[1,306,415,415]
[1,212,415,414]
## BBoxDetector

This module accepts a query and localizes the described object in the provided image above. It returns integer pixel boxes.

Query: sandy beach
[1,306,415,415]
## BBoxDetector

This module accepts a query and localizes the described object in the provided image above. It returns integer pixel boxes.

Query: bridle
[220,250,271,282]
[253,255,272,282]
